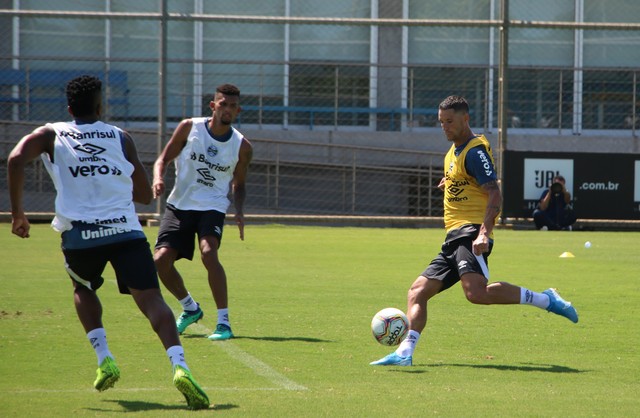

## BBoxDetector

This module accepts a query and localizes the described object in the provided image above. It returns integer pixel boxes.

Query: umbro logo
[448,186,464,196]
[74,143,106,156]
[197,167,216,181]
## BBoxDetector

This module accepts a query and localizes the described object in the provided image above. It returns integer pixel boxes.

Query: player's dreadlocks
[66,75,102,117]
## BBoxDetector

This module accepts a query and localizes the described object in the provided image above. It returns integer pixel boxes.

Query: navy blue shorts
[63,238,159,294]
[154,204,226,261]
[422,224,493,292]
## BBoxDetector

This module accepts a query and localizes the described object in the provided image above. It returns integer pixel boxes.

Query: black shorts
[63,238,159,294]
[155,204,226,261]
[422,224,493,292]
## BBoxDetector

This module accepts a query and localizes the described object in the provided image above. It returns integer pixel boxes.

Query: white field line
[188,321,308,391]
[5,325,308,395]
[125,281,306,391]
[3,296,307,394]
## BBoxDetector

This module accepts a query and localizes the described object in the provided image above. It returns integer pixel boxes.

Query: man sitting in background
[532,175,577,231]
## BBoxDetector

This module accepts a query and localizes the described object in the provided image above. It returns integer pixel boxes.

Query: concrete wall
[2,121,638,222]
[3,121,640,160]
[0,121,640,160]
[240,126,640,155]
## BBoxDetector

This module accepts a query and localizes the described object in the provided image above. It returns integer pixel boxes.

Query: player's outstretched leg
[94,357,120,391]
[543,288,578,323]
[173,365,210,410]
[176,305,204,334]
[369,352,412,366]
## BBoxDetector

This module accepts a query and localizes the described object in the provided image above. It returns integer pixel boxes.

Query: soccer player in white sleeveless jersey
[7,75,210,409]
[152,83,253,341]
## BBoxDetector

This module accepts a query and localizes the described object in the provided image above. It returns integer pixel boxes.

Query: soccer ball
[371,307,409,346]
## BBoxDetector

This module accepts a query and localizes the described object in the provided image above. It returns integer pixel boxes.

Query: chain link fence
[1,1,639,219]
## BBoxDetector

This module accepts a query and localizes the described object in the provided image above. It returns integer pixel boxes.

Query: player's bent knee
[464,289,491,305]
[200,250,221,268]
[154,247,176,269]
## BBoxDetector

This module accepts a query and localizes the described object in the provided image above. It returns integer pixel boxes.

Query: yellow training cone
[559,252,575,258]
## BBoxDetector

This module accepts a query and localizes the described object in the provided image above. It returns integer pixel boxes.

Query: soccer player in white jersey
[152,83,253,341]
[7,75,210,409]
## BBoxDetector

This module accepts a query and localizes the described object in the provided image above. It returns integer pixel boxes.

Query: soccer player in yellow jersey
[371,96,578,366]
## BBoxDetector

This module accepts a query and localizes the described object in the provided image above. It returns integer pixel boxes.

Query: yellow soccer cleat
[173,365,210,410]
[94,357,120,391]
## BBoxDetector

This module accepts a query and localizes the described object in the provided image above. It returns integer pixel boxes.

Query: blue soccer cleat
[369,352,412,366]
[207,324,234,341]
[176,307,204,334]
[543,288,578,323]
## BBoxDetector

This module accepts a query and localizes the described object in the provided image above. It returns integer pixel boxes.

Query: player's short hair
[66,75,102,117]
[439,95,469,114]
[216,83,240,97]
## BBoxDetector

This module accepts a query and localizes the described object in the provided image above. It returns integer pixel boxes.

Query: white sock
[395,330,420,358]
[217,308,230,326]
[179,293,198,312]
[87,328,113,365]
[167,345,189,371]
[520,288,551,309]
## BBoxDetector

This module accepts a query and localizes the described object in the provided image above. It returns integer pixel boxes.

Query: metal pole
[351,151,357,213]
[409,68,414,129]
[573,0,584,135]
[369,0,378,131]
[633,71,637,138]
[334,66,339,129]
[497,0,509,191]
[283,0,290,130]
[416,162,421,215]
[427,162,433,215]
[12,0,21,121]
[275,144,280,209]
[558,71,563,135]
[487,0,496,133]
[193,0,203,117]
[104,0,111,120]
[156,0,168,216]
[259,64,264,128]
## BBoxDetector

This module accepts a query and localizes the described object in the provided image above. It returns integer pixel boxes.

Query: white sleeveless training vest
[166,117,243,212]
[42,121,143,233]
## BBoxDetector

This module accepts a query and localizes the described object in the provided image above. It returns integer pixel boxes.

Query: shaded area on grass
[400,362,583,373]
[88,399,239,413]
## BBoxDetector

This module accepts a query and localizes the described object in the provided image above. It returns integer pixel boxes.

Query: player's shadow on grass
[429,363,582,373]
[90,399,238,412]
[181,333,211,339]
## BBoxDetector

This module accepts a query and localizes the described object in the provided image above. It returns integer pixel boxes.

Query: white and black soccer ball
[371,307,409,346]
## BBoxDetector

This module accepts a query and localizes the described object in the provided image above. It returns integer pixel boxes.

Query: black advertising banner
[503,151,640,220]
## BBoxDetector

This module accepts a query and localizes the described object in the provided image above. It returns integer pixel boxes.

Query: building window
[288,63,370,127]
[410,66,488,128]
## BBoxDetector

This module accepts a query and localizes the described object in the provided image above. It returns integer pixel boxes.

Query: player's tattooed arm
[482,180,502,218]
[477,180,502,241]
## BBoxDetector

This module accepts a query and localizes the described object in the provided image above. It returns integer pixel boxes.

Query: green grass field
[1,223,639,417]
